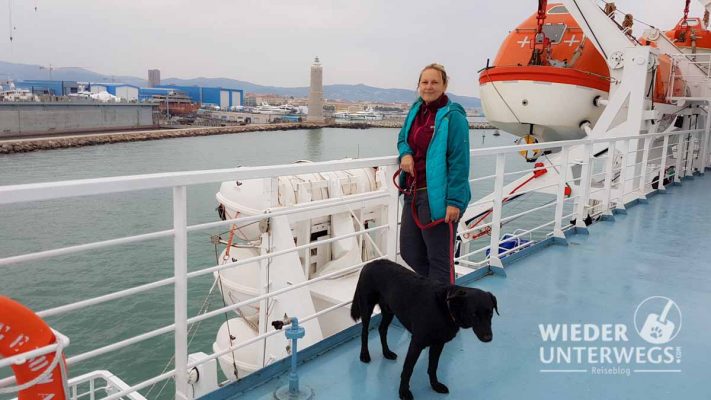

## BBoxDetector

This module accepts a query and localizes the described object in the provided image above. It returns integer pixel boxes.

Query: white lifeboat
[211,162,384,380]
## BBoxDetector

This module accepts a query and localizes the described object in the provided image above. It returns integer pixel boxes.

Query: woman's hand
[445,206,460,223]
[400,154,415,176]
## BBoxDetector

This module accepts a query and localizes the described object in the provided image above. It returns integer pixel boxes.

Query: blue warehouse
[153,85,243,110]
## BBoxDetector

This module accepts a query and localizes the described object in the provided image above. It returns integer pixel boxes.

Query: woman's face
[418,68,447,103]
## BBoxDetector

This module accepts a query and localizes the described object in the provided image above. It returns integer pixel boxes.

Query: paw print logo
[634,296,682,345]
[649,326,663,340]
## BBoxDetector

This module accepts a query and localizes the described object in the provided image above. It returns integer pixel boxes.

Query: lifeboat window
[542,23,567,44]
[547,5,568,14]
[685,18,699,27]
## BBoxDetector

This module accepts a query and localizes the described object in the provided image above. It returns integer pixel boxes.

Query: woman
[397,63,471,284]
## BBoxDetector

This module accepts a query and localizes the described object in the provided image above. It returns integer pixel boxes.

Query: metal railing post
[257,178,279,366]
[702,105,711,172]
[685,131,696,176]
[638,136,651,200]
[173,186,189,400]
[658,135,670,191]
[385,165,400,262]
[553,147,569,239]
[574,142,593,229]
[602,140,615,217]
[616,139,630,211]
[488,153,506,275]
[674,133,685,183]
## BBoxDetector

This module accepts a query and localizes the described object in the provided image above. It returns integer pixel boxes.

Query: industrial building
[154,85,243,110]
[89,83,140,101]
[10,79,244,109]
[14,80,80,96]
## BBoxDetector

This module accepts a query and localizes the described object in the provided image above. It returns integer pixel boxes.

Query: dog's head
[446,287,498,342]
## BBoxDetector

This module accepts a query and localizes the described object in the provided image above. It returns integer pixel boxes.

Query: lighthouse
[307,57,325,123]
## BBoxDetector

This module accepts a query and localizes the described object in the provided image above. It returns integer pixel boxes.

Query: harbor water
[0,127,544,398]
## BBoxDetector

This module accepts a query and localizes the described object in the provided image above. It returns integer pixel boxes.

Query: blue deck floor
[221,176,711,400]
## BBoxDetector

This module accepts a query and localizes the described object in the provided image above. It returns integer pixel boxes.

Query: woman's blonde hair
[418,63,448,86]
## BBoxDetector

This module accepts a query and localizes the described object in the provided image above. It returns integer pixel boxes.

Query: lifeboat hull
[479,66,609,141]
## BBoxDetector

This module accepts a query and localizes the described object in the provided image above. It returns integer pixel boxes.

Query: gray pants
[400,190,456,284]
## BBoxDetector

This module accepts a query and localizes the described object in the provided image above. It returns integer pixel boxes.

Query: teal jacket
[397,98,471,220]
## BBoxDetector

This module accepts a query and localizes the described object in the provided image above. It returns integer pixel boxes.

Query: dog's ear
[489,292,499,316]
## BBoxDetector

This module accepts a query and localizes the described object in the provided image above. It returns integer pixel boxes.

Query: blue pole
[289,327,298,394]
[286,317,305,394]
[273,317,311,400]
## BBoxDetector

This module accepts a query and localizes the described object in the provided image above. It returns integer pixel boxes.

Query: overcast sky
[0,0,705,97]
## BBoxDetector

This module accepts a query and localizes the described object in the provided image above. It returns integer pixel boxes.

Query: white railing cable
[98,370,176,400]
[187,255,388,326]
[0,229,174,267]
[67,325,176,365]
[1,191,389,269]
[37,276,175,318]
[469,173,496,183]
[0,156,398,206]
[65,252,389,367]
[499,201,557,224]
[39,221,388,319]
[187,190,389,233]
[187,225,387,280]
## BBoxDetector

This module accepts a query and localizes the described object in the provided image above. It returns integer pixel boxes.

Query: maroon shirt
[407,94,449,189]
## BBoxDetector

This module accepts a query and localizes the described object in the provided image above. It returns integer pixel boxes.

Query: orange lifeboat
[480,2,690,144]
[665,17,711,54]
[664,0,711,55]
[479,3,610,143]
[0,296,69,400]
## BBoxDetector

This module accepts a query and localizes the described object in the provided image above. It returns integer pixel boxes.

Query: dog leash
[392,168,456,283]
[391,168,446,229]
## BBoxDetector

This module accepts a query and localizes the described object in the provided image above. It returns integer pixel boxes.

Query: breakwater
[0,120,495,154]
[336,120,495,129]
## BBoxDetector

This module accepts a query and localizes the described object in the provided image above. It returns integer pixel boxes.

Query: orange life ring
[0,296,69,400]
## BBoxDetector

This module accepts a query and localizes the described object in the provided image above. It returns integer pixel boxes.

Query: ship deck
[207,174,711,400]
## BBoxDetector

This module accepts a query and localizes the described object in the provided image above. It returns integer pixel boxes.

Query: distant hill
[0,60,481,108]
[162,78,481,108]
[0,60,147,86]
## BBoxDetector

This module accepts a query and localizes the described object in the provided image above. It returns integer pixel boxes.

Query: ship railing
[67,371,148,400]
[667,52,711,100]
[455,128,709,269]
[0,128,709,400]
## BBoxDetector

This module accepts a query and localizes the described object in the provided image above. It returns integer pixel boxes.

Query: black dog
[350,259,498,400]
